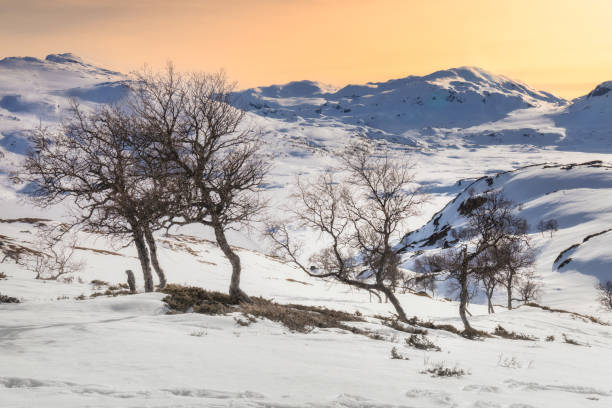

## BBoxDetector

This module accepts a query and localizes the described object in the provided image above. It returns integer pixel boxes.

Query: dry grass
[422,363,466,377]
[406,316,463,336]
[161,284,377,336]
[525,302,609,326]
[562,333,584,346]
[0,218,50,225]
[0,293,20,303]
[74,247,125,257]
[377,316,428,335]
[406,334,441,351]
[390,346,409,360]
[493,325,537,341]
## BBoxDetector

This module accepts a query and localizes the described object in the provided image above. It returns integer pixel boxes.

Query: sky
[0,0,611,99]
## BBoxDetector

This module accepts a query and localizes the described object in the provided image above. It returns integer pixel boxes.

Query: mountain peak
[587,81,612,98]
[45,53,83,64]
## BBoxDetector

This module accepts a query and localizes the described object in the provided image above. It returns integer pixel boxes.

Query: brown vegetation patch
[0,293,20,303]
[161,284,379,336]
[74,246,125,257]
[0,218,50,225]
[525,302,609,326]
[406,334,441,351]
[0,235,43,263]
[285,278,311,286]
[493,325,537,341]
[159,239,201,257]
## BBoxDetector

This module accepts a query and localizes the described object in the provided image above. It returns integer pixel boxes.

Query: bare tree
[474,249,498,314]
[515,271,542,304]
[415,191,530,334]
[22,102,168,292]
[24,226,84,280]
[537,219,558,238]
[131,67,268,303]
[597,281,612,310]
[268,146,425,322]
[493,238,536,309]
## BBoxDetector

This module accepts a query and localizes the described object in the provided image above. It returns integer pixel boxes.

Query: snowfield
[1,54,612,407]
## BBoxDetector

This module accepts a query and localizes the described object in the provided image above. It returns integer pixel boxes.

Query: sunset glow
[1,1,611,97]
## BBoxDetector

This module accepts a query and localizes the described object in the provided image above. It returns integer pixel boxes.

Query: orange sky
[1,0,611,98]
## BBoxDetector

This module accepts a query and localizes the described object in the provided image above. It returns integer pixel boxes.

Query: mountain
[550,81,612,149]
[235,67,565,141]
[0,53,127,148]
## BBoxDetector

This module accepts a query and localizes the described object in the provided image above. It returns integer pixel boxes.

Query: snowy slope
[401,161,612,312]
[2,218,612,408]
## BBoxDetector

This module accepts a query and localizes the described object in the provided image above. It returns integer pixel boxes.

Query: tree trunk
[143,225,166,289]
[507,281,513,310]
[458,268,474,334]
[212,220,250,303]
[485,286,495,314]
[125,269,136,293]
[132,226,154,292]
[382,286,408,323]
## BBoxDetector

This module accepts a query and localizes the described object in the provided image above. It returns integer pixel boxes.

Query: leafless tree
[25,226,84,280]
[473,249,498,314]
[493,238,536,309]
[415,191,530,334]
[515,271,542,304]
[537,219,558,238]
[130,66,268,303]
[597,281,612,310]
[21,101,168,291]
[267,146,425,322]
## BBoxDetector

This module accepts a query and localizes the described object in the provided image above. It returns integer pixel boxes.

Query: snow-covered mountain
[235,67,565,143]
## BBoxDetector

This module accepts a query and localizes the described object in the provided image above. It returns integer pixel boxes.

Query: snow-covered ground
[1,54,612,407]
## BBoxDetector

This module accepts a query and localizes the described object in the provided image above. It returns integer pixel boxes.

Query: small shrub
[58,276,75,284]
[234,315,256,327]
[493,325,537,341]
[406,316,461,335]
[545,335,555,342]
[497,354,522,369]
[366,331,386,341]
[562,333,581,346]
[0,272,7,279]
[0,293,20,303]
[422,363,466,378]
[190,329,207,337]
[390,346,409,360]
[75,294,86,300]
[91,279,109,288]
[108,283,129,291]
[406,334,441,351]
[161,284,234,314]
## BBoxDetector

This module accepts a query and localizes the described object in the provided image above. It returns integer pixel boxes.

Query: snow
[2,54,612,407]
